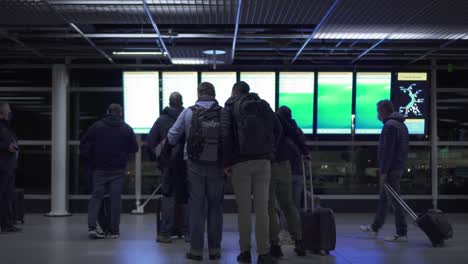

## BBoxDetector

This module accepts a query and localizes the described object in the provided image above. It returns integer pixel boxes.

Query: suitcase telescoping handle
[301,156,314,210]
[384,184,418,221]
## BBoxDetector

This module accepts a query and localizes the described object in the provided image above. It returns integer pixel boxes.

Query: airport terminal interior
[1,0,468,263]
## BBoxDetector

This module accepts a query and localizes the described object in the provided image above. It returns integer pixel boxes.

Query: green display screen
[355,72,391,134]
[162,72,198,108]
[240,72,276,109]
[201,72,236,107]
[278,72,314,134]
[317,72,353,134]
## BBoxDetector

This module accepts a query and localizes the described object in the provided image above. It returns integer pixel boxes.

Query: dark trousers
[0,170,15,228]
[187,161,224,256]
[160,194,189,237]
[372,170,408,236]
[88,170,125,233]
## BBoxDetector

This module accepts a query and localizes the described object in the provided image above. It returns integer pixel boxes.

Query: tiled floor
[0,213,466,264]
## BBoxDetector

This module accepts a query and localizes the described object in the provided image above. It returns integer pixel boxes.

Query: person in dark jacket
[268,106,309,258]
[147,92,188,244]
[221,81,281,264]
[360,99,409,243]
[81,103,138,239]
[0,102,21,233]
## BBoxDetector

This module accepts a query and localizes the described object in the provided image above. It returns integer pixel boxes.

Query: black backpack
[233,94,274,156]
[187,104,222,164]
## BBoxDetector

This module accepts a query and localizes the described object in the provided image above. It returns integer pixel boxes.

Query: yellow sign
[398,72,427,81]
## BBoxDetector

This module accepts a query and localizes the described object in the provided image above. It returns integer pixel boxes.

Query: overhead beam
[0,29,44,58]
[409,38,462,64]
[351,0,438,64]
[290,0,341,63]
[231,0,242,62]
[142,0,172,62]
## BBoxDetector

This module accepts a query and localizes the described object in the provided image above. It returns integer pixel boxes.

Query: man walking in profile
[221,81,281,264]
[0,101,21,233]
[81,103,138,239]
[360,100,409,242]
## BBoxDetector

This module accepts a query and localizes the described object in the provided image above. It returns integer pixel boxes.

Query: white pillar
[134,135,143,213]
[431,60,438,210]
[46,64,71,217]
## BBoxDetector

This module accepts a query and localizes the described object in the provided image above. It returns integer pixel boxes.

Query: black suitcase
[300,159,336,255]
[11,189,25,224]
[384,184,453,247]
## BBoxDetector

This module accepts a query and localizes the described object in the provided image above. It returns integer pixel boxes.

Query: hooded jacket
[275,106,309,163]
[147,106,184,154]
[378,112,409,175]
[0,120,17,173]
[80,114,138,171]
[221,93,282,167]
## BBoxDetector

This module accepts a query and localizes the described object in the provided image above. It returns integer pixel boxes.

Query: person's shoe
[107,232,120,239]
[257,253,277,264]
[294,240,306,257]
[156,235,173,244]
[88,229,106,239]
[1,225,22,233]
[360,225,378,238]
[270,244,284,259]
[384,235,408,243]
[278,230,294,245]
[186,252,203,261]
[184,235,191,243]
[209,253,221,260]
[237,251,252,263]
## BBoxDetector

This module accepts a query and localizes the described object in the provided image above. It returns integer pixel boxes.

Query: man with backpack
[167,82,224,261]
[221,81,281,264]
[147,92,188,244]
[81,103,138,239]
[269,106,309,258]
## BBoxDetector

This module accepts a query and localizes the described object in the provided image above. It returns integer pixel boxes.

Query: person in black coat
[81,103,138,239]
[147,92,188,243]
[0,102,21,233]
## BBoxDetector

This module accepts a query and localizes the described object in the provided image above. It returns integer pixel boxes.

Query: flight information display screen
[123,71,160,134]
[355,72,392,134]
[201,72,236,107]
[240,72,276,109]
[278,72,315,134]
[317,72,353,134]
[392,72,428,134]
[162,72,198,109]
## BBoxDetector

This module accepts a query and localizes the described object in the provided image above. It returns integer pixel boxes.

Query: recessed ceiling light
[203,49,226,55]
[112,51,165,56]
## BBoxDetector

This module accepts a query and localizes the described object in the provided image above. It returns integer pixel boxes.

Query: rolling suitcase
[384,184,453,247]
[300,158,336,255]
[11,189,25,224]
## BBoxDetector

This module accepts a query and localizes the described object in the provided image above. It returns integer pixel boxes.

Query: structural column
[46,64,71,216]
[430,60,438,210]
[133,135,143,213]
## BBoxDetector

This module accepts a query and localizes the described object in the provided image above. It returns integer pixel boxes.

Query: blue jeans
[160,194,189,237]
[372,170,408,236]
[0,170,15,228]
[88,170,125,233]
[187,161,224,256]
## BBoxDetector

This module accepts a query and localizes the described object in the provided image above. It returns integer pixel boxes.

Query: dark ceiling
[1,0,468,68]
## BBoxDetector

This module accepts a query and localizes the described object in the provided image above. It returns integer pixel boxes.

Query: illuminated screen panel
[393,72,428,134]
[278,72,315,134]
[201,72,236,107]
[162,72,198,109]
[317,72,353,134]
[355,72,391,134]
[240,72,276,109]
[123,71,160,134]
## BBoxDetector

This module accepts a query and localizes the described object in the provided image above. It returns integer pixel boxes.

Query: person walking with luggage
[360,100,409,242]
[268,106,308,259]
[147,92,189,243]
[0,102,21,233]
[81,103,138,239]
[221,81,281,264]
[167,82,224,261]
